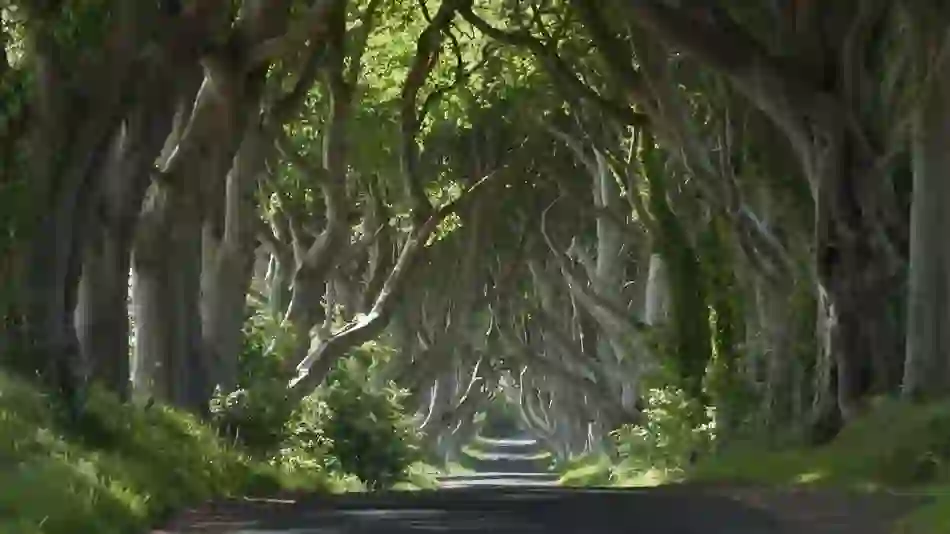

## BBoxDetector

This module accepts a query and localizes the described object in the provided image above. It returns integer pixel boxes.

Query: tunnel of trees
[3,0,950,497]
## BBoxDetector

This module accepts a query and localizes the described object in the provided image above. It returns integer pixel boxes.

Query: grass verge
[556,400,950,532]
[460,445,552,461]
[391,462,442,490]
[0,371,342,534]
[556,454,613,487]
[685,399,950,534]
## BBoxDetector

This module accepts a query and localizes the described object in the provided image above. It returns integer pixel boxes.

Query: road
[155,438,918,533]
[157,483,799,534]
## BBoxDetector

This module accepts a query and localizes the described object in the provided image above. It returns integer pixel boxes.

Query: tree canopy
[2,0,950,477]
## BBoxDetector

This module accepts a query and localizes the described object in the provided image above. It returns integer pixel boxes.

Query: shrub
[210,383,297,457]
[212,304,424,491]
[320,350,423,490]
[0,371,296,534]
[610,385,715,481]
[274,393,337,475]
[210,309,299,456]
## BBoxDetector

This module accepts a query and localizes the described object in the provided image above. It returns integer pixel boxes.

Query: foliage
[211,307,422,491]
[273,392,337,475]
[556,453,613,487]
[320,351,424,490]
[609,386,716,481]
[210,309,299,456]
[391,462,442,491]
[478,397,522,437]
[0,371,337,534]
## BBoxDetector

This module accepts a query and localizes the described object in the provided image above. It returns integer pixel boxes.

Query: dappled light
[3,1,950,533]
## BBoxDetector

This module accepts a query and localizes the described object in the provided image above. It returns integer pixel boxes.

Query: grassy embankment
[557,400,950,534]
[0,371,354,534]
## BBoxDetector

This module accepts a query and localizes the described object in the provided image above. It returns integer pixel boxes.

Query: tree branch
[400,0,474,221]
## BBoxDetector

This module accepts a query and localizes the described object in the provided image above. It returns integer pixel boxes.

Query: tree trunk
[201,125,271,392]
[15,2,168,409]
[264,250,295,318]
[643,141,711,400]
[590,151,638,410]
[644,253,669,326]
[760,284,794,432]
[75,86,176,399]
[132,186,207,410]
[815,136,895,421]
[75,229,131,397]
[903,47,950,399]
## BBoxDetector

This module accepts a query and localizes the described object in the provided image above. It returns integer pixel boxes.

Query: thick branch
[288,166,505,396]
[400,0,474,220]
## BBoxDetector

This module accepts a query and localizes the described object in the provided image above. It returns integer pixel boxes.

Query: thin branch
[459,5,647,127]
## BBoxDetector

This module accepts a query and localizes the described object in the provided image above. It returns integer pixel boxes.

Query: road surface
[156,484,805,533]
[155,437,921,533]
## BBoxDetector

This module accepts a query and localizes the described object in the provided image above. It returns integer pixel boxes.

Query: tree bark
[814,135,894,421]
[644,253,670,326]
[131,62,243,411]
[132,184,207,409]
[903,45,950,399]
[201,124,272,392]
[75,82,177,399]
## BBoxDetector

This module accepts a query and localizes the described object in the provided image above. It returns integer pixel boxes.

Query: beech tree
[3,0,950,462]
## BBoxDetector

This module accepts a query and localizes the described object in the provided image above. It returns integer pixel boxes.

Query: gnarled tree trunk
[903,45,950,399]
[75,83,177,399]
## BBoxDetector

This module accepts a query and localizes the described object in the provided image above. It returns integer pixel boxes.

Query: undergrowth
[0,371,341,534]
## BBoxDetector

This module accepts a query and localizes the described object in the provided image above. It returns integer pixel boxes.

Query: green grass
[553,400,950,531]
[555,452,673,488]
[389,460,478,490]
[686,399,950,534]
[391,462,442,491]
[556,453,613,486]
[460,445,552,461]
[443,461,475,475]
[0,371,340,534]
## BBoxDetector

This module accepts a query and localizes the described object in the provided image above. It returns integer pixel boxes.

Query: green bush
[274,393,337,475]
[0,371,321,534]
[212,305,424,491]
[321,349,423,490]
[610,385,715,481]
[210,309,299,456]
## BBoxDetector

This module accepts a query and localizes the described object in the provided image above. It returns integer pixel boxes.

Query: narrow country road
[156,485,795,534]
[154,438,921,534]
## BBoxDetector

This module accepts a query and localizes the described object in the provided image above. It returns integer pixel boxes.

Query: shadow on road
[155,484,794,534]
[156,435,918,533]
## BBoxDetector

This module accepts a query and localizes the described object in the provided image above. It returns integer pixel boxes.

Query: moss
[0,371,334,534]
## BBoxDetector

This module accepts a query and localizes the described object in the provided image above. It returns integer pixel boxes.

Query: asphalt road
[158,475,803,534]
[157,438,914,533]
